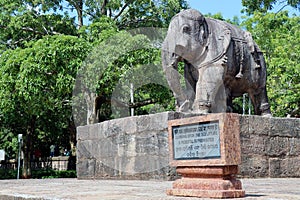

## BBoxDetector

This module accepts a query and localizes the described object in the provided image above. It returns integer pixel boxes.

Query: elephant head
[162,9,209,112]
[162,9,209,66]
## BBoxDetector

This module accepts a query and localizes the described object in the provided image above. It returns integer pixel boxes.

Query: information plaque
[172,120,220,160]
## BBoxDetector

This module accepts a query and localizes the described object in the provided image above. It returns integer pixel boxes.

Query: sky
[188,0,244,19]
[188,0,299,20]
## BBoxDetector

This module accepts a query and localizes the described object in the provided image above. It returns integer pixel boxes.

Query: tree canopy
[242,0,300,14]
[242,11,300,117]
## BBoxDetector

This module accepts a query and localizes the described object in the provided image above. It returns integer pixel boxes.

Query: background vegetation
[0,0,299,178]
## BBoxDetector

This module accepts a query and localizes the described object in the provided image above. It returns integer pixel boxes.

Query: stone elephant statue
[162,9,272,116]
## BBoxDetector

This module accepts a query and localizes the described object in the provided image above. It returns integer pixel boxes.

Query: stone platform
[0,178,300,200]
[77,112,300,180]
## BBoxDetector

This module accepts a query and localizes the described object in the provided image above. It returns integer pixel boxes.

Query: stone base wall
[240,115,300,178]
[77,112,300,180]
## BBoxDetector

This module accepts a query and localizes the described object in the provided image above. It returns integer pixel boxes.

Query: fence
[0,156,75,171]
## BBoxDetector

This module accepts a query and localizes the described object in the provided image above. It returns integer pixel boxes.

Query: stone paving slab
[0,178,299,200]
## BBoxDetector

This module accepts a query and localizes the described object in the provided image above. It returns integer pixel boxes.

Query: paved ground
[0,178,299,200]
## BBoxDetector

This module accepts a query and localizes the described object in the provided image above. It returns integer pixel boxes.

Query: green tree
[242,0,300,15]
[0,35,89,178]
[0,0,77,50]
[242,11,300,117]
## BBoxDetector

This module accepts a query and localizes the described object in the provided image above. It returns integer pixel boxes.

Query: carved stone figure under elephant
[162,9,272,116]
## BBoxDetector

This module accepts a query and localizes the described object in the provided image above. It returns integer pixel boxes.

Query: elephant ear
[198,18,209,46]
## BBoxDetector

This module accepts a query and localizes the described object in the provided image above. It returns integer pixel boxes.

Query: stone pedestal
[166,113,245,198]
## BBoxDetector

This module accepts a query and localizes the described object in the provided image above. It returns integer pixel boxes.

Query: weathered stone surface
[240,155,269,178]
[240,134,267,155]
[77,111,188,180]
[248,115,271,136]
[288,138,300,156]
[76,158,96,179]
[269,157,300,178]
[77,112,300,180]
[266,136,290,157]
[270,117,297,137]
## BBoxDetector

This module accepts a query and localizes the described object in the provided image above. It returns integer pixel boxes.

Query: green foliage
[78,16,118,43]
[242,11,300,117]
[0,169,76,179]
[0,168,17,179]
[0,128,18,159]
[242,0,300,15]
[116,0,189,28]
[75,28,174,122]
[0,35,89,158]
[0,1,77,49]
[31,169,76,179]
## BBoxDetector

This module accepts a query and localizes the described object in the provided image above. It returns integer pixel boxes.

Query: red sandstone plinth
[167,113,245,198]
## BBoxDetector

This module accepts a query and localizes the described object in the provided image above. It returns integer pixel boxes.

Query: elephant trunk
[162,43,189,111]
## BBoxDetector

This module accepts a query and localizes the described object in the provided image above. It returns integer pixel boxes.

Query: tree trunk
[22,116,36,179]
[84,90,98,125]
[76,0,83,28]
[101,0,108,16]
[67,0,83,28]
[68,117,77,152]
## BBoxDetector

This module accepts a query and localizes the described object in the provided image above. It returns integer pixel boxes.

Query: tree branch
[113,0,135,21]
[21,27,61,35]
[113,3,129,20]
[101,0,108,16]
[129,99,157,108]
[111,97,157,109]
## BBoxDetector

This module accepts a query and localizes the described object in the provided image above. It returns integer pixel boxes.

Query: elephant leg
[193,65,227,114]
[165,66,189,112]
[248,51,272,116]
[248,87,272,116]
[226,88,234,112]
[162,52,190,112]
[184,62,197,109]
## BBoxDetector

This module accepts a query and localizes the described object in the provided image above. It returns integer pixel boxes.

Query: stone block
[270,117,296,137]
[95,139,118,158]
[240,134,267,155]
[248,115,270,136]
[136,115,152,132]
[157,131,169,155]
[294,119,300,137]
[149,112,170,131]
[239,115,249,138]
[135,133,160,155]
[281,157,300,177]
[133,155,168,173]
[240,155,268,178]
[266,136,289,157]
[77,125,90,141]
[288,138,300,156]
[94,160,120,178]
[77,140,94,159]
[110,117,137,135]
[88,123,101,139]
[269,157,300,177]
[77,158,96,179]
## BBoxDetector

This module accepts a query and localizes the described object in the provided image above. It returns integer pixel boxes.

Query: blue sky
[188,0,299,20]
[188,0,244,19]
